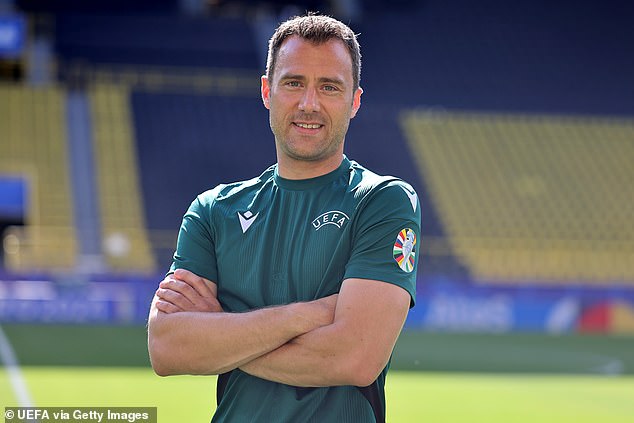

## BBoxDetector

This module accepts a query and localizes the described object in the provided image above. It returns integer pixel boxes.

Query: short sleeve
[344,181,421,307]
[169,194,219,282]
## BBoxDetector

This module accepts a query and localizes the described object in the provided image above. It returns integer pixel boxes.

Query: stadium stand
[89,83,156,273]
[0,84,77,271]
[1,0,633,339]
[357,1,634,115]
[130,89,274,268]
[402,110,634,284]
[2,0,633,290]
[54,13,260,70]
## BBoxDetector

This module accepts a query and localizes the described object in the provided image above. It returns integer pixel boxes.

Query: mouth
[293,122,323,130]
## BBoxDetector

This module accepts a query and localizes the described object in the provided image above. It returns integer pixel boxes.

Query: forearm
[239,321,369,387]
[148,297,331,376]
[240,278,411,388]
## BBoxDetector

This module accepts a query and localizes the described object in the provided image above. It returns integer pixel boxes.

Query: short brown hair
[266,14,362,92]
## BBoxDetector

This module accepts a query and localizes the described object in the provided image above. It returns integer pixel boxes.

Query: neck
[276,153,344,180]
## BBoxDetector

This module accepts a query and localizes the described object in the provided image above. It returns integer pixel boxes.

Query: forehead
[274,35,353,83]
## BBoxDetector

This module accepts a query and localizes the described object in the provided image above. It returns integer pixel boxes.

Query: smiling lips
[294,122,323,129]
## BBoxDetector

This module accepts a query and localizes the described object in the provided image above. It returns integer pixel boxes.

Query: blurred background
[1,0,633,419]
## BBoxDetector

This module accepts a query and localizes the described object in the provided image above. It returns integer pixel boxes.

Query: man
[148,14,421,423]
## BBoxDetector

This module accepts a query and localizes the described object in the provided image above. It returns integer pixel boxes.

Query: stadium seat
[401,110,634,284]
[0,83,77,271]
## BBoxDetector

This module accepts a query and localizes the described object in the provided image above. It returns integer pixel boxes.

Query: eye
[285,80,302,88]
[323,85,339,92]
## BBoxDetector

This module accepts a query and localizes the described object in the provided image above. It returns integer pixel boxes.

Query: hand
[291,294,338,331]
[155,268,223,314]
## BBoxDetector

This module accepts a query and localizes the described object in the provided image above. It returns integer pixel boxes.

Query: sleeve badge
[393,228,417,273]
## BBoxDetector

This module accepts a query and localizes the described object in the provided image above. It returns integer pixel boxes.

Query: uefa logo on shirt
[393,228,417,272]
[311,210,349,231]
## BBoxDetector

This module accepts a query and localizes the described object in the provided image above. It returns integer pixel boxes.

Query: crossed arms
[147,268,410,387]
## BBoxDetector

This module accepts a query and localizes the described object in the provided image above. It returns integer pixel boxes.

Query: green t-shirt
[171,157,421,422]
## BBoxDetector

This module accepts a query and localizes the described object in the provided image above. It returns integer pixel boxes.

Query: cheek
[331,106,353,125]
[268,104,288,133]
[269,96,290,117]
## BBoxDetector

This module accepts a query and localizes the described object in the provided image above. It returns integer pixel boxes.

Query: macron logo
[238,210,259,233]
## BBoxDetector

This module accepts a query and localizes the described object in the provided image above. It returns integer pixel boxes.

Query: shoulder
[348,160,420,215]
[194,165,276,209]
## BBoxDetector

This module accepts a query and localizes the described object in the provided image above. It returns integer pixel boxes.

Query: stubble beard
[271,114,350,164]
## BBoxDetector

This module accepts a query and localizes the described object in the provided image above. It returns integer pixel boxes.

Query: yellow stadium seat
[401,110,634,285]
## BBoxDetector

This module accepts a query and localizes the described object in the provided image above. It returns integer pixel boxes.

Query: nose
[298,87,320,113]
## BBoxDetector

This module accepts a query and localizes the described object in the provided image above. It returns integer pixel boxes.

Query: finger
[174,269,216,298]
[173,268,198,283]
[161,284,223,313]
[160,278,201,302]
[156,287,195,311]
[158,281,220,312]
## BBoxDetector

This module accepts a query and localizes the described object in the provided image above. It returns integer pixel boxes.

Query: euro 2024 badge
[393,228,417,272]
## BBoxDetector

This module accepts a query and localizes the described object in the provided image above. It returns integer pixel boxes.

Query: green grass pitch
[2,367,633,422]
[2,324,634,422]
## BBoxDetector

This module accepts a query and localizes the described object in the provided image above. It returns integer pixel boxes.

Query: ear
[350,87,363,118]
[261,75,271,110]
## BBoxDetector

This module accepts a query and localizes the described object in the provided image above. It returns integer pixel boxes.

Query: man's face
[262,36,362,167]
